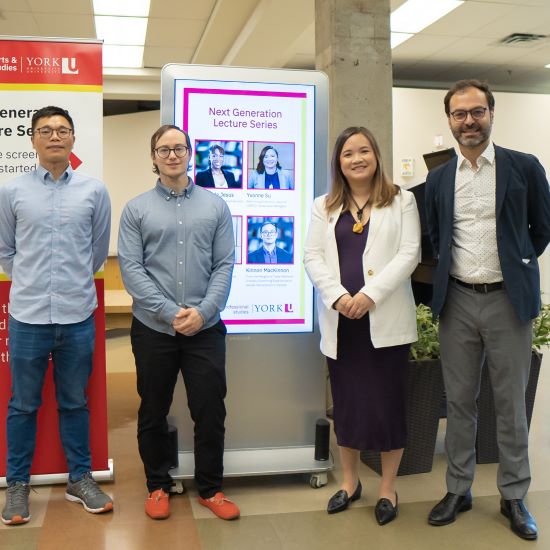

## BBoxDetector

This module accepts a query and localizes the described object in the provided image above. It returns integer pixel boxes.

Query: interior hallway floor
[2,331,550,550]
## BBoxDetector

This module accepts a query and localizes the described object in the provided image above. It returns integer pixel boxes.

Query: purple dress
[327,211,409,451]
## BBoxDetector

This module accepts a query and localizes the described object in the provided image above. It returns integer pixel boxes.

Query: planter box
[361,358,443,476]
[475,350,542,464]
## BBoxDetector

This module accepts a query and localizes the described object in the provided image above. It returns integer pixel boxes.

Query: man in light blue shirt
[118,125,239,521]
[0,106,113,525]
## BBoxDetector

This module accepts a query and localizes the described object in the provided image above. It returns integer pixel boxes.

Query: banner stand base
[0,458,114,488]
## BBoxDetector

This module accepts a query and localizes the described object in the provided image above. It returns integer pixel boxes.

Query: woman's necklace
[350,195,370,234]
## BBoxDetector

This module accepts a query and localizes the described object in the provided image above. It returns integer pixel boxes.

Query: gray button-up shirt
[118,180,234,335]
[0,164,111,324]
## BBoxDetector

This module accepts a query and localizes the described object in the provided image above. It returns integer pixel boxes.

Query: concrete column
[315,0,393,171]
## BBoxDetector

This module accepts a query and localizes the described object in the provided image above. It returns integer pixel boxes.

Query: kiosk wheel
[309,473,327,488]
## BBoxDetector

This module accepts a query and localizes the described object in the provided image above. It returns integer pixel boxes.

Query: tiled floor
[1,332,550,549]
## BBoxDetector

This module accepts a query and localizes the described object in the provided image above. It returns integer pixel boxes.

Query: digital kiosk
[161,64,332,488]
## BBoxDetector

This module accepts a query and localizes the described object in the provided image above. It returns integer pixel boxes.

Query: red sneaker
[198,492,240,520]
[145,489,170,520]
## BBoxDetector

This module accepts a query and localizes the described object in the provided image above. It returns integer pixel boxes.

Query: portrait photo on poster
[194,139,243,189]
[247,217,294,264]
[247,142,295,190]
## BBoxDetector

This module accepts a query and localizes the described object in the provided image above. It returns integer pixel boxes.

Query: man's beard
[452,122,492,148]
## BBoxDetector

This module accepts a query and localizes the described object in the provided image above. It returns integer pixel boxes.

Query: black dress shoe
[375,493,398,525]
[500,499,538,540]
[327,480,362,514]
[428,491,472,526]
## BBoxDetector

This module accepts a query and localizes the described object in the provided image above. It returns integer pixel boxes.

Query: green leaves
[411,300,550,359]
[410,303,440,361]
[532,303,550,351]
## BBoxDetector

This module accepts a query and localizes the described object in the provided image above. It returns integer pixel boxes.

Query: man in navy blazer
[425,79,550,541]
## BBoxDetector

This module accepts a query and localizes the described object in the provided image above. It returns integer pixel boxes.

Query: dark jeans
[7,315,95,483]
[130,316,227,498]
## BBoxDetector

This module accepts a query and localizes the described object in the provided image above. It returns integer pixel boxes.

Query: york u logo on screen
[252,303,294,313]
[24,56,79,75]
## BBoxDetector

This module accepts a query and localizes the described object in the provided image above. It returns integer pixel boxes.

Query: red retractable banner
[0,37,108,481]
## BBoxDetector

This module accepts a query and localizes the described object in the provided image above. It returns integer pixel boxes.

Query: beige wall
[103,110,161,254]
[392,87,550,190]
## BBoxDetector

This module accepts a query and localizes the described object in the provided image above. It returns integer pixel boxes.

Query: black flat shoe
[327,480,362,514]
[428,491,472,526]
[500,499,537,540]
[375,493,398,525]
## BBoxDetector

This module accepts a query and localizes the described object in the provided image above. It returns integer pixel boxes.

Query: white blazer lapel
[364,204,386,254]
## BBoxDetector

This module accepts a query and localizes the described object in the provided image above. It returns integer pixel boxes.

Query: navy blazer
[195,168,241,189]
[247,246,293,264]
[425,145,550,323]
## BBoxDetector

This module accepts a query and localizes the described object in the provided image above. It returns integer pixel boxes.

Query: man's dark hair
[444,79,495,116]
[31,106,74,132]
[260,220,278,234]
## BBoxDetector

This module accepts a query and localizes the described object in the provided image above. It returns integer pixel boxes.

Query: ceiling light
[391,32,414,49]
[93,0,150,17]
[103,45,144,68]
[95,16,147,46]
[391,0,464,34]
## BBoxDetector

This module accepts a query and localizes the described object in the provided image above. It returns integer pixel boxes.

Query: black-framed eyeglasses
[155,146,190,159]
[449,107,488,122]
[34,126,73,139]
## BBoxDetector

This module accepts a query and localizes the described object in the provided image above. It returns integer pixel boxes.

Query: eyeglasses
[449,107,488,122]
[155,146,190,159]
[34,126,73,139]
[261,230,277,236]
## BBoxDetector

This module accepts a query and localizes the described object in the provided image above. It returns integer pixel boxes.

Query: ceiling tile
[148,0,216,20]
[284,52,314,70]
[35,13,95,38]
[27,0,92,15]
[422,2,514,37]
[0,11,39,35]
[470,44,544,65]
[143,46,193,68]
[191,0,259,64]
[392,34,460,61]
[393,60,462,81]
[146,17,204,48]
[467,0,550,5]
[473,5,550,39]
[0,1,31,12]
[422,36,492,62]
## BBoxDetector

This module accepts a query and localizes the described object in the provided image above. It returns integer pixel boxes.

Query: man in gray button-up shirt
[118,125,239,521]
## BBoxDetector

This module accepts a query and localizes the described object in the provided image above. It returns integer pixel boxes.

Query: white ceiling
[1,0,550,99]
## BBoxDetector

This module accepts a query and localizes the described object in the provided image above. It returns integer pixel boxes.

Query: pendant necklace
[350,195,370,234]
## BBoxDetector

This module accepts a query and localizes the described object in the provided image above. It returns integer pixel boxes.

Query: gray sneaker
[2,481,31,525]
[65,473,113,514]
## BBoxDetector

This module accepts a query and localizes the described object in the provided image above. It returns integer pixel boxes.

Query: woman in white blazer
[304,127,420,525]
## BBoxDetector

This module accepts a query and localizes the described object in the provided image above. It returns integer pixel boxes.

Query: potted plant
[476,303,550,463]
[361,304,444,475]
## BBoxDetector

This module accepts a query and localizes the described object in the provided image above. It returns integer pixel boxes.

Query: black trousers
[130,316,227,498]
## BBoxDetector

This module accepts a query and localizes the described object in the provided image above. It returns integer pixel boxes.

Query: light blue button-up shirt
[0,164,111,324]
[118,180,234,336]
